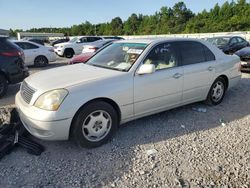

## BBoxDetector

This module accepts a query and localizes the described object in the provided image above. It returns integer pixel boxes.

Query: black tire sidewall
[64,49,74,58]
[207,77,226,105]
[0,74,8,98]
[72,101,118,148]
[34,56,48,67]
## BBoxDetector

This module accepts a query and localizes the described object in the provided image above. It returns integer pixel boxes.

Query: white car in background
[14,41,56,67]
[54,36,103,58]
[82,39,116,53]
[16,38,241,148]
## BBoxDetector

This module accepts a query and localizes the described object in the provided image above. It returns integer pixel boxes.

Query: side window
[23,42,39,49]
[15,42,25,49]
[179,41,206,65]
[229,38,238,45]
[87,37,101,42]
[143,42,179,70]
[79,37,87,43]
[237,37,246,43]
[203,45,216,61]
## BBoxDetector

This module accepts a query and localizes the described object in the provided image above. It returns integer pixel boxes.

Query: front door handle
[173,73,183,79]
[207,66,214,71]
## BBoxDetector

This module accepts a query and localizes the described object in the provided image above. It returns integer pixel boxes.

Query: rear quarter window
[178,41,215,65]
[0,38,19,52]
[178,41,206,65]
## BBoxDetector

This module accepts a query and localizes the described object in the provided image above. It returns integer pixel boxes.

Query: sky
[0,0,229,30]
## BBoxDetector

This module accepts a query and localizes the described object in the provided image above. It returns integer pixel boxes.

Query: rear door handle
[173,73,183,79]
[207,66,214,71]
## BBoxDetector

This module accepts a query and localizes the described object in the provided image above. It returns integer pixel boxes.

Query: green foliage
[11,1,250,36]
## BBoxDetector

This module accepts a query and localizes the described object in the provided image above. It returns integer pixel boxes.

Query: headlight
[34,89,68,111]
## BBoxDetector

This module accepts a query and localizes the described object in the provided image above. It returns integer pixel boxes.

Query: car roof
[116,37,207,45]
[12,40,43,47]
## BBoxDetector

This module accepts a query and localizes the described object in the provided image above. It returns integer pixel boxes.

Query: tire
[206,77,226,105]
[34,56,48,67]
[71,101,119,148]
[0,74,8,98]
[64,49,74,58]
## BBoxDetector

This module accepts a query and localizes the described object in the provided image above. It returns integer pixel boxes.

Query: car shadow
[0,76,249,187]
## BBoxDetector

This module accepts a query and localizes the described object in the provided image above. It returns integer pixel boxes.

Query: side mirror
[76,40,81,43]
[137,64,155,75]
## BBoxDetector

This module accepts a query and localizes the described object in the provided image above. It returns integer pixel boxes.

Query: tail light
[0,51,21,57]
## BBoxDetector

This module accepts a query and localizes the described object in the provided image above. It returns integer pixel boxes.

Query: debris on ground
[146,148,158,156]
[192,107,207,113]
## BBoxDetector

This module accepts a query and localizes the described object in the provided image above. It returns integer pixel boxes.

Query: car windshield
[207,37,230,46]
[69,37,79,43]
[86,42,147,72]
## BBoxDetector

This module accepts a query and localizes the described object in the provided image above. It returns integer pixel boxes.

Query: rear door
[16,42,39,66]
[177,41,216,104]
[134,42,183,116]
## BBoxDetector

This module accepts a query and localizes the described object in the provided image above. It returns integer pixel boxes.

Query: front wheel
[71,101,118,148]
[34,56,48,67]
[206,77,226,105]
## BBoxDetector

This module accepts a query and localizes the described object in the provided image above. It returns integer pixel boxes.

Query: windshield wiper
[90,64,127,72]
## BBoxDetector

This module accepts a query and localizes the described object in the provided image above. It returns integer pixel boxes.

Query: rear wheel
[64,49,74,58]
[34,56,48,67]
[0,74,8,98]
[206,77,226,105]
[71,101,118,148]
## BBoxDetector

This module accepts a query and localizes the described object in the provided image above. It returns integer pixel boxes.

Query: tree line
[9,0,250,37]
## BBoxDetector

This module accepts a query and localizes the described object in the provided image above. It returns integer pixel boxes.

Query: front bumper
[15,92,72,140]
[54,48,64,56]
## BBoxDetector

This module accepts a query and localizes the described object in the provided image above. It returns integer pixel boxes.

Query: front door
[134,42,183,117]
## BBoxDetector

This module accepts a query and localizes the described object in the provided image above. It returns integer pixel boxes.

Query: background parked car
[54,36,103,58]
[0,37,28,97]
[51,38,70,46]
[82,39,116,53]
[68,52,95,65]
[235,47,250,72]
[206,36,249,54]
[14,40,57,67]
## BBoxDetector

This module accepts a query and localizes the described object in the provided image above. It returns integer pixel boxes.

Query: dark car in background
[206,36,249,54]
[0,37,29,97]
[28,39,45,46]
[235,47,250,72]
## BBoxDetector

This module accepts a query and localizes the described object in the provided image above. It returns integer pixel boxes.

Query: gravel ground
[0,71,249,187]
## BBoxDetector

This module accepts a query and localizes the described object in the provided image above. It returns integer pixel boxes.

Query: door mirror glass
[137,64,155,75]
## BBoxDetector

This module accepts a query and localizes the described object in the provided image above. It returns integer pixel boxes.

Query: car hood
[25,64,123,91]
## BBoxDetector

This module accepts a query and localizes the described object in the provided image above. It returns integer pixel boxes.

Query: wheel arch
[64,48,75,55]
[217,74,229,90]
[69,97,121,139]
[0,70,9,82]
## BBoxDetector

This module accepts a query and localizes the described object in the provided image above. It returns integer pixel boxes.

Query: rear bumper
[228,75,241,89]
[8,66,29,84]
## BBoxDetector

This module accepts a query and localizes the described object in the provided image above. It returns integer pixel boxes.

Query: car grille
[20,81,36,104]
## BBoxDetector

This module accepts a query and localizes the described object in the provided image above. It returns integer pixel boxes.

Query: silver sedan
[16,38,241,148]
